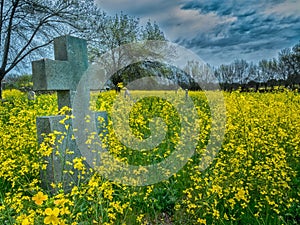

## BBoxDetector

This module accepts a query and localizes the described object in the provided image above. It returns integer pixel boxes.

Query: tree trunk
[255,83,259,92]
[0,78,2,99]
[0,69,5,99]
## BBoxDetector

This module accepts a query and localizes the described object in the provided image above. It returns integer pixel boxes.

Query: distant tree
[258,60,270,83]
[291,42,300,85]
[218,64,235,90]
[83,12,140,62]
[278,42,300,87]
[258,58,279,89]
[277,59,289,85]
[183,60,214,89]
[142,20,165,41]
[81,12,167,91]
[4,73,32,90]
[247,63,260,82]
[213,41,300,91]
[233,59,249,86]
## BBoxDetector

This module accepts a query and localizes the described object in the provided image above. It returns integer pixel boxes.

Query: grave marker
[32,35,107,192]
[27,90,36,101]
[124,88,131,98]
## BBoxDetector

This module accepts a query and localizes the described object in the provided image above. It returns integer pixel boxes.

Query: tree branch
[5,39,52,74]
[0,0,20,79]
[0,0,4,47]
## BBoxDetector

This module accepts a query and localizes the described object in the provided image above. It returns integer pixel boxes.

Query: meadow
[0,89,299,224]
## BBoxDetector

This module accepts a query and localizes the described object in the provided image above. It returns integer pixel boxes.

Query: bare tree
[278,43,300,87]
[218,64,235,90]
[233,59,249,86]
[80,12,167,91]
[0,0,90,98]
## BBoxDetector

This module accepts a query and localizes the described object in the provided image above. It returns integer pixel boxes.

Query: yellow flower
[136,214,144,223]
[73,157,86,172]
[44,207,60,225]
[32,191,48,205]
[197,218,206,224]
[22,218,31,225]
[213,209,220,219]
[235,188,248,202]
[60,206,71,215]
[224,212,229,220]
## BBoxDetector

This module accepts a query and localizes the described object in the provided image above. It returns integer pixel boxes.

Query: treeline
[117,41,300,92]
[213,41,300,91]
[2,74,32,91]
[3,38,299,93]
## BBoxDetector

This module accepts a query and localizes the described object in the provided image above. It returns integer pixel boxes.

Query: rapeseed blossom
[44,208,60,224]
[32,191,48,205]
[0,89,299,224]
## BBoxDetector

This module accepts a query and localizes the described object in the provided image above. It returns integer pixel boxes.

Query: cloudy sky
[95,0,300,66]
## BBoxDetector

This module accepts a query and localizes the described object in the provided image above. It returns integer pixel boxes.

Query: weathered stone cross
[32,35,107,192]
[33,35,88,110]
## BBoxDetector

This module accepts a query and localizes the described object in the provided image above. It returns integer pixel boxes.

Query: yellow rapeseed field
[0,89,299,224]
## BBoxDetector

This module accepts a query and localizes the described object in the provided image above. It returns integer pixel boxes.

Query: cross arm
[32,58,72,91]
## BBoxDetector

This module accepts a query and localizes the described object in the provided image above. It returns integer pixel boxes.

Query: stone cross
[32,35,107,192]
[32,35,88,110]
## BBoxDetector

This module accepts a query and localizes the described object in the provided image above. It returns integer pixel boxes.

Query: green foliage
[3,74,33,91]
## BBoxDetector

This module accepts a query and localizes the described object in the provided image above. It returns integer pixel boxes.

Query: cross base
[37,112,108,193]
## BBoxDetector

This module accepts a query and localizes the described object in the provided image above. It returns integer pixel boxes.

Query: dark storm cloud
[96,0,300,65]
[177,0,300,65]
[180,0,285,17]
